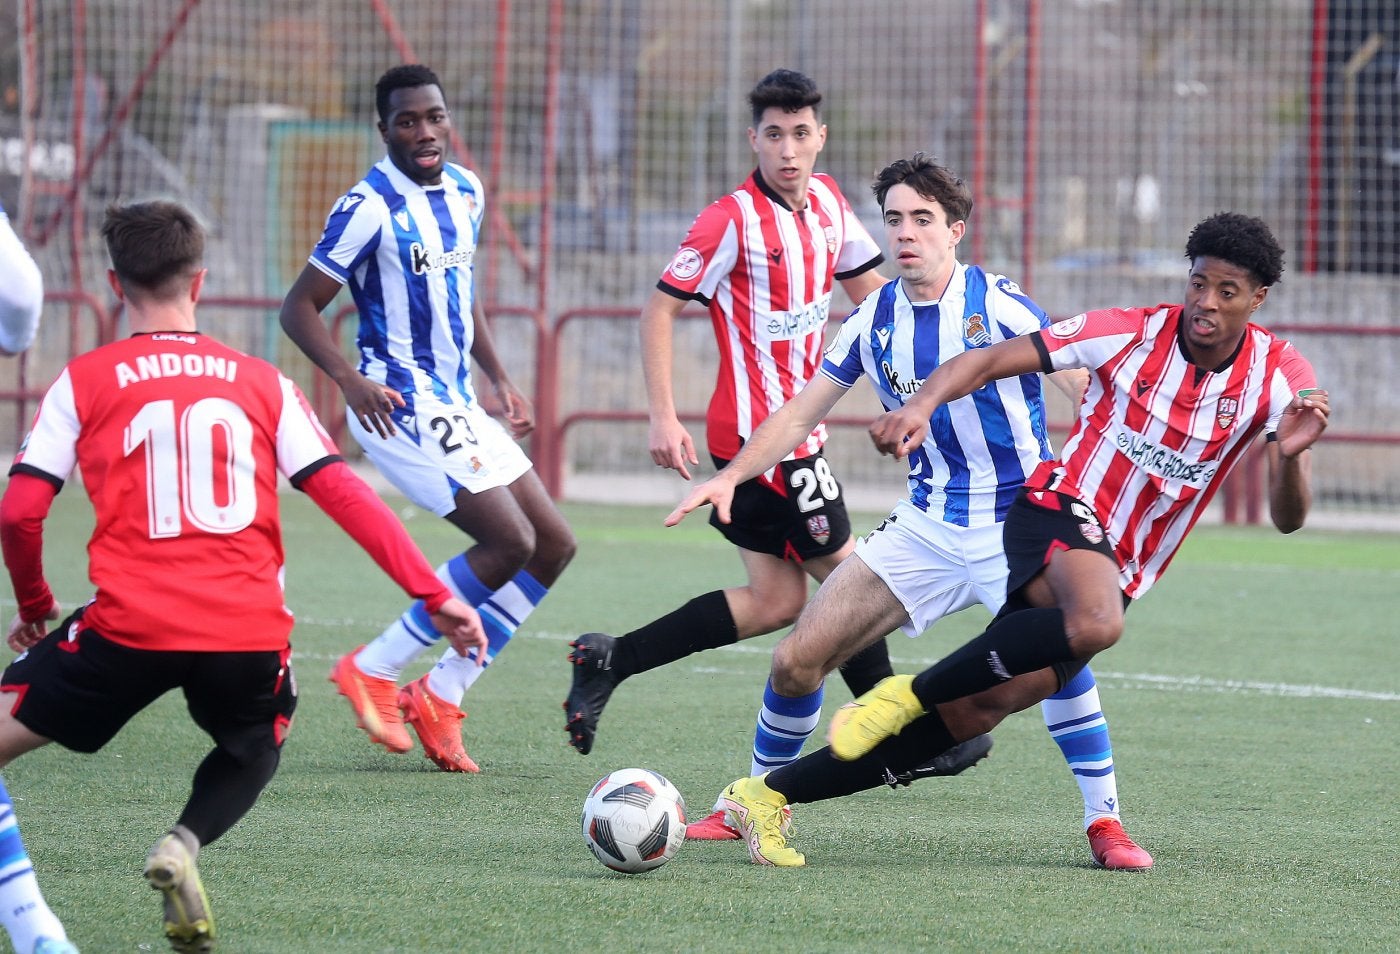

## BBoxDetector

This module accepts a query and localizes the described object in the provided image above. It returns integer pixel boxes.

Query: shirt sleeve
[0,472,58,622]
[9,368,78,485]
[298,462,454,613]
[656,201,739,304]
[308,189,383,284]
[826,178,883,279]
[1037,307,1149,373]
[0,211,44,355]
[820,293,877,389]
[275,373,344,478]
[1264,340,1318,436]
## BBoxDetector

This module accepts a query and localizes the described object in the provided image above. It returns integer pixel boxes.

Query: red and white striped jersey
[1030,304,1316,598]
[11,332,340,652]
[658,170,882,462]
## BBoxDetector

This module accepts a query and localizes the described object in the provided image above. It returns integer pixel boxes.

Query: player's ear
[189,268,208,303]
[377,119,389,143]
[105,268,125,302]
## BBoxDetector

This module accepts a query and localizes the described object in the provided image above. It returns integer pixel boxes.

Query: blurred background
[2,0,1396,521]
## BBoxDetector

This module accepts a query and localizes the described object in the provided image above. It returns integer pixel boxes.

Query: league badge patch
[668,246,704,281]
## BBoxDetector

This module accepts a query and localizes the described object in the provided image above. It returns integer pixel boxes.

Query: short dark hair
[872,152,973,224]
[748,69,822,127]
[1184,212,1284,287]
[375,64,443,122]
[101,200,204,299]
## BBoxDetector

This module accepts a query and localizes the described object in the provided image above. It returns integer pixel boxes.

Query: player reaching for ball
[682,211,1327,868]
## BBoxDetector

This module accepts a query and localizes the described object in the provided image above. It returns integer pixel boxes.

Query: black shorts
[1,609,298,759]
[708,451,851,561]
[1000,487,1117,613]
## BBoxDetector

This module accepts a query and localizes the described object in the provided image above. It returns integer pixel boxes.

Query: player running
[0,200,487,951]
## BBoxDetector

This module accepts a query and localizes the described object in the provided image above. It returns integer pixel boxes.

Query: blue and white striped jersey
[821,263,1055,526]
[309,156,486,410]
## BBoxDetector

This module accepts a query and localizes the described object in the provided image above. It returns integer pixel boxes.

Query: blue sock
[0,776,67,952]
[357,553,493,678]
[1041,665,1122,827]
[750,679,824,776]
[428,569,547,704]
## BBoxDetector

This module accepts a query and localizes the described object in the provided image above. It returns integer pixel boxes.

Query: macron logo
[335,193,364,215]
[987,651,1012,681]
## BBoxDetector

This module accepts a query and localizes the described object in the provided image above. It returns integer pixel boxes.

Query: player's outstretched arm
[300,461,483,639]
[280,264,403,438]
[664,474,737,528]
[1267,387,1329,533]
[870,335,1043,458]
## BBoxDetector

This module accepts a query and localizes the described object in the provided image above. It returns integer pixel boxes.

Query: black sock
[177,746,280,847]
[767,708,957,803]
[611,590,738,679]
[911,607,1073,707]
[838,638,895,697]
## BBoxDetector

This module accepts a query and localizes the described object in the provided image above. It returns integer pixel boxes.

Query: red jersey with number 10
[12,332,340,652]
[1032,304,1316,598]
[658,170,882,462]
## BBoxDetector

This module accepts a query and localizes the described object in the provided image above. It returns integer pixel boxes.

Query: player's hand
[869,406,929,459]
[343,373,404,439]
[430,597,490,661]
[1277,387,1330,459]
[664,476,734,527]
[649,416,699,481]
[494,380,535,438]
[7,602,60,654]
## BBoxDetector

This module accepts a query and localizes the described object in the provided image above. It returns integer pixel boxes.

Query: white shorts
[854,499,1009,638]
[348,395,532,516]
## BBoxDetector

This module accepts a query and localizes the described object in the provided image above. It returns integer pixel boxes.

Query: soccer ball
[581,768,687,873]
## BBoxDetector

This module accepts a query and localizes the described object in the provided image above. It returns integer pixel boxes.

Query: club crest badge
[964,312,991,347]
[1216,396,1239,429]
[807,514,831,545]
[824,225,837,255]
[1079,521,1104,544]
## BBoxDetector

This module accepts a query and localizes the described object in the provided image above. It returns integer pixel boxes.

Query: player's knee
[770,638,822,696]
[1064,606,1123,656]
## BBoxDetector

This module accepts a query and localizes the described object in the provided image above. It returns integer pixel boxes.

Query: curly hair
[1184,212,1284,287]
[748,69,822,126]
[375,64,443,122]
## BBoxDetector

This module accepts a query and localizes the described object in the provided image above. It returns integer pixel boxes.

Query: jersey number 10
[124,398,257,539]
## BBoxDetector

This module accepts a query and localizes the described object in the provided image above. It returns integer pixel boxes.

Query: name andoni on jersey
[114,353,239,389]
[410,242,474,276]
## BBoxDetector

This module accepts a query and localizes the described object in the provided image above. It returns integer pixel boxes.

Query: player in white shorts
[353,393,532,513]
[667,153,1153,870]
[280,64,575,773]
